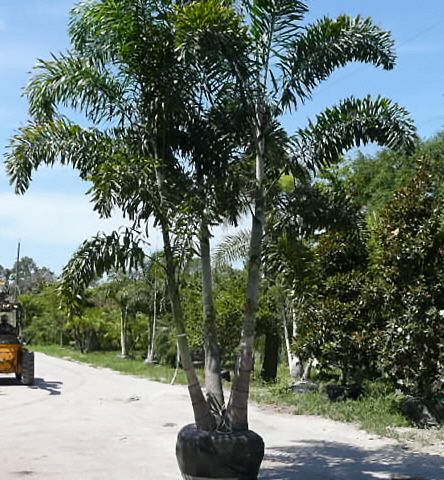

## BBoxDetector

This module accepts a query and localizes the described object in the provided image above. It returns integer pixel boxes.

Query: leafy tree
[339,132,444,213]
[141,251,168,363]
[340,149,416,213]
[9,256,56,295]
[296,247,381,385]
[181,265,246,368]
[101,272,149,357]
[20,284,65,345]
[271,177,374,384]
[372,163,444,398]
[255,281,282,382]
[217,0,417,431]
[214,268,246,367]
[66,305,109,354]
[173,0,252,415]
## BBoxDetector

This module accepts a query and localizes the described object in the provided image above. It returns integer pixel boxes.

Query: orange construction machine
[0,280,34,385]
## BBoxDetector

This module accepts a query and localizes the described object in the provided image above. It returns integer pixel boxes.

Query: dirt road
[0,353,443,480]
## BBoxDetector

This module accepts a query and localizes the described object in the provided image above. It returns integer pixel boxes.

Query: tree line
[18,132,444,401]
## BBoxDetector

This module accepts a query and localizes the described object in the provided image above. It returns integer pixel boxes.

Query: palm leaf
[281,15,396,108]
[293,96,417,172]
[174,0,250,94]
[59,228,146,312]
[213,228,250,267]
[26,54,129,123]
[249,0,308,51]
[6,120,121,194]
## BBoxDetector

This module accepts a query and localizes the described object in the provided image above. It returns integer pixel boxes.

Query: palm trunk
[282,305,294,375]
[145,276,157,363]
[162,224,213,430]
[260,328,279,382]
[155,165,213,431]
[302,358,313,381]
[285,304,304,379]
[170,341,180,385]
[200,218,224,410]
[120,307,127,358]
[227,121,265,431]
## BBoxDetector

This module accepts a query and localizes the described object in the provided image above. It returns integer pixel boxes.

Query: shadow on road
[0,378,20,387]
[28,377,63,395]
[259,440,444,480]
[0,377,63,395]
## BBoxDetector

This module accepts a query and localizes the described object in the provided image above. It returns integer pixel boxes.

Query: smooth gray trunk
[200,219,225,411]
[145,277,157,363]
[120,307,128,358]
[282,305,293,374]
[170,341,180,385]
[302,359,313,381]
[227,119,265,431]
[283,304,303,379]
[155,165,213,431]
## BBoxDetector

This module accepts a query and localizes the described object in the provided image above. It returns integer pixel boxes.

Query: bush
[373,164,444,398]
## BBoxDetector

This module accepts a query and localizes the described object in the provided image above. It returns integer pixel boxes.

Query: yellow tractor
[0,286,34,385]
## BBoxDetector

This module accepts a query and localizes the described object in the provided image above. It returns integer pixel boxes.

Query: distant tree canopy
[0,256,56,295]
[14,256,56,294]
[339,133,444,212]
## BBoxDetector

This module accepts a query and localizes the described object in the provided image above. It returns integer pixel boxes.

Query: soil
[0,353,443,480]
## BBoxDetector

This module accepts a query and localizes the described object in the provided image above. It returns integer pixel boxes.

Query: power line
[397,18,444,49]
[316,17,444,95]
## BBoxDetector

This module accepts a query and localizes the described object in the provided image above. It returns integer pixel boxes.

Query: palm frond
[69,0,161,64]
[249,0,308,52]
[281,15,396,108]
[294,96,417,172]
[59,228,146,312]
[213,228,250,267]
[6,120,118,194]
[25,53,130,123]
[174,0,250,96]
[88,154,157,220]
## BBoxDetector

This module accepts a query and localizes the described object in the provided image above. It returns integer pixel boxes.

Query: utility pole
[14,241,20,301]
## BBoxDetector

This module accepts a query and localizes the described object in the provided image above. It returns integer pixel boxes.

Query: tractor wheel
[21,351,34,386]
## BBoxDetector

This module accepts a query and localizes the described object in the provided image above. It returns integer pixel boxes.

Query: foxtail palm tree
[217,0,417,431]
[6,0,245,431]
[6,0,417,444]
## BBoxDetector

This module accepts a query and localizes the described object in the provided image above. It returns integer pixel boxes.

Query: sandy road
[0,354,443,480]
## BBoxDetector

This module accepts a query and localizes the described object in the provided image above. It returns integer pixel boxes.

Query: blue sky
[0,0,443,274]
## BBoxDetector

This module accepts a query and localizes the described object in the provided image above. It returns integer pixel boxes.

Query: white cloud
[0,191,250,272]
[0,192,133,246]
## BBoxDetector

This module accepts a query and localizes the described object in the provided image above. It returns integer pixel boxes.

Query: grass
[34,345,440,442]
[250,366,410,437]
[33,344,191,385]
